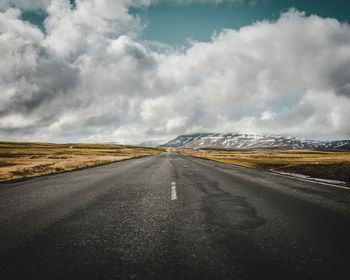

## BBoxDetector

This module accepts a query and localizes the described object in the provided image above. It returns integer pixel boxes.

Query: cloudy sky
[1,0,350,144]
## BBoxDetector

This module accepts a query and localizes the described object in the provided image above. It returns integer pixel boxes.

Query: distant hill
[160,133,350,151]
[138,140,166,147]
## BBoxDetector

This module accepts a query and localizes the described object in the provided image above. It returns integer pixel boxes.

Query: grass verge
[179,149,350,186]
[0,141,165,182]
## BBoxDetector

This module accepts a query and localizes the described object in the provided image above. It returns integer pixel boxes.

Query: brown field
[180,149,350,186]
[0,142,165,182]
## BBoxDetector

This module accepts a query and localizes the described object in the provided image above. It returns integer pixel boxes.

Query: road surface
[0,152,349,280]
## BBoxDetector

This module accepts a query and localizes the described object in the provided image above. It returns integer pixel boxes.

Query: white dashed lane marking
[171,182,177,200]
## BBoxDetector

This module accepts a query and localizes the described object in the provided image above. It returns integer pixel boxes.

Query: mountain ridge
[160,133,350,151]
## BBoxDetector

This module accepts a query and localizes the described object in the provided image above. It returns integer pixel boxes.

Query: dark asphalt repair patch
[178,162,265,230]
[203,194,266,230]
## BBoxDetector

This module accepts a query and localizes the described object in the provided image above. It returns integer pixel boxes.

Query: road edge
[180,153,350,190]
[0,154,155,186]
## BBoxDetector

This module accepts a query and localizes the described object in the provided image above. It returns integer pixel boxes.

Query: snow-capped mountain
[161,133,350,150]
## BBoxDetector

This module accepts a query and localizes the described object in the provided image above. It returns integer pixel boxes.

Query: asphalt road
[0,152,350,280]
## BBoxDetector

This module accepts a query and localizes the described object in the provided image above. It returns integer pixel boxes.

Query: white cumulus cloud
[0,2,350,143]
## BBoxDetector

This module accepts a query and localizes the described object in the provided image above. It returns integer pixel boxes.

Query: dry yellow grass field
[180,149,350,185]
[0,142,165,182]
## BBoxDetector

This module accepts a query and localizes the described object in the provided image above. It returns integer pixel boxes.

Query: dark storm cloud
[329,63,350,97]
[84,114,119,127]
[3,60,79,115]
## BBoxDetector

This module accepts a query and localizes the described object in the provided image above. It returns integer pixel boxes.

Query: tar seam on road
[171,182,177,200]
